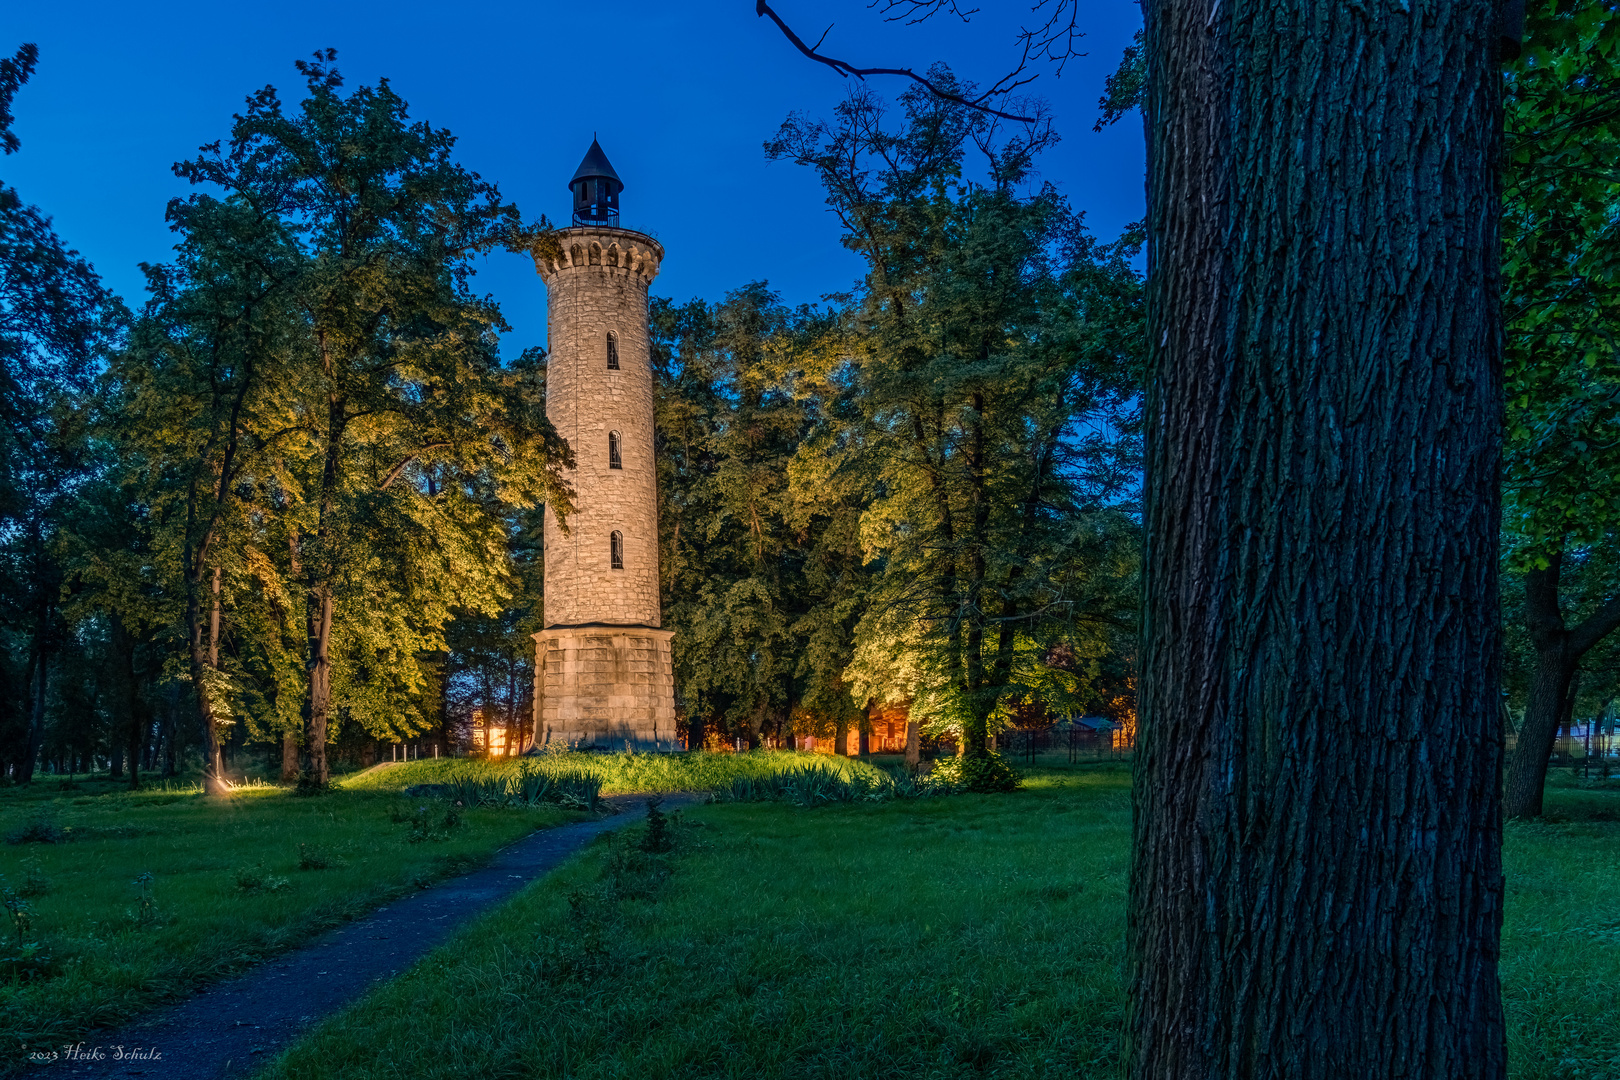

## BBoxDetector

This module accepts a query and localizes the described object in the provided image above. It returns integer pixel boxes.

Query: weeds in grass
[709,760,958,806]
[298,844,345,870]
[395,803,463,844]
[638,798,672,853]
[19,854,49,897]
[0,888,50,983]
[3,887,32,947]
[531,830,678,985]
[128,872,158,927]
[234,866,289,893]
[5,818,64,845]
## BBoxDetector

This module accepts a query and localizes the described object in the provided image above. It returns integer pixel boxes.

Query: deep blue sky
[1,0,1144,354]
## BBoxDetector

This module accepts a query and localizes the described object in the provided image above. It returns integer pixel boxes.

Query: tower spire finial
[570,139,622,227]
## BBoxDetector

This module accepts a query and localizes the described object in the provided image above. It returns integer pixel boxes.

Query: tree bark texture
[188,565,229,795]
[1503,554,1620,818]
[302,585,334,787]
[1132,1,1506,1076]
[281,733,299,782]
[21,573,49,784]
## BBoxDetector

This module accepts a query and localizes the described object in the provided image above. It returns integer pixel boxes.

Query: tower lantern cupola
[569,138,623,227]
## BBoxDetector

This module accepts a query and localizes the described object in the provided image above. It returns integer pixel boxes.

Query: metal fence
[1001,728,1131,766]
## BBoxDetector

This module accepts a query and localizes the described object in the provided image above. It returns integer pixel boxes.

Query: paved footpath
[43,795,695,1079]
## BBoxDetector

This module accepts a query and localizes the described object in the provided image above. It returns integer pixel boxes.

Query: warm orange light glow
[471,708,509,756]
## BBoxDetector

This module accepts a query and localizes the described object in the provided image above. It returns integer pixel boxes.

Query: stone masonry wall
[531,627,678,751]
[536,227,664,629]
[529,227,674,751]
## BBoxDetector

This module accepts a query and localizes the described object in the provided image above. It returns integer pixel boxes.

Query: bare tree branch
[874,0,1088,76]
[875,0,981,25]
[755,0,1040,123]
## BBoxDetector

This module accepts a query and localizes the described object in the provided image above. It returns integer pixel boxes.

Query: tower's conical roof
[569,139,623,190]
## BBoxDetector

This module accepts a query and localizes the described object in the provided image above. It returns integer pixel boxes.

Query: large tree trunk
[1503,553,1620,818]
[189,565,229,795]
[21,613,48,784]
[1131,0,1507,1075]
[281,733,299,782]
[127,693,143,792]
[302,585,335,787]
[108,614,138,782]
[300,378,346,789]
[961,395,992,759]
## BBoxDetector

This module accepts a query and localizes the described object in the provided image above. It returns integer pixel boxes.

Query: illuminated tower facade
[530,140,675,750]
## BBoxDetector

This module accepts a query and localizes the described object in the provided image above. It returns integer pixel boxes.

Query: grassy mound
[339,749,890,797]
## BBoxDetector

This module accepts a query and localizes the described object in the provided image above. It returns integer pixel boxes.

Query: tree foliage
[766,79,1143,772]
[1500,0,1620,817]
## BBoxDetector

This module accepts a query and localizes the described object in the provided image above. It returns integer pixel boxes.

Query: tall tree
[772,81,1142,783]
[184,56,567,786]
[1498,0,1620,819]
[1130,1,1507,1075]
[0,42,126,781]
[655,285,825,747]
[120,52,571,787]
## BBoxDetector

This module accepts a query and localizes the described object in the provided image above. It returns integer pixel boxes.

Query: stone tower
[529,140,676,751]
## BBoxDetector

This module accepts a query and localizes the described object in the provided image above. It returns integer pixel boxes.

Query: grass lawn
[1501,774,1620,1079]
[0,771,584,1058]
[257,766,1620,1080]
[265,765,1132,1080]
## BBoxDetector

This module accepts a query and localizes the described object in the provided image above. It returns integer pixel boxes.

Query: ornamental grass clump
[435,765,603,811]
[711,760,952,806]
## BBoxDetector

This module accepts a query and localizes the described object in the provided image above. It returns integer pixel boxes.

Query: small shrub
[928,752,1023,793]
[129,871,158,926]
[0,939,53,983]
[399,803,462,844]
[18,855,49,898]
[298,844,342,869]
[235,865,267,891]
[5,819,64,846]
[639,798,673,854]
[70,824,155,841]
[1,886,53,982]
[3,888,32,948]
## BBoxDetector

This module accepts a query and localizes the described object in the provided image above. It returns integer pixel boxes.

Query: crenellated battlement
[534,226,663,287]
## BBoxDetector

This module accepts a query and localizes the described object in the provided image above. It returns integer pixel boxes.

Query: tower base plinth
[531,626,677,752]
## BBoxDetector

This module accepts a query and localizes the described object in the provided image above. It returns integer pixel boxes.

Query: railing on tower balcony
[572,204,620,227]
